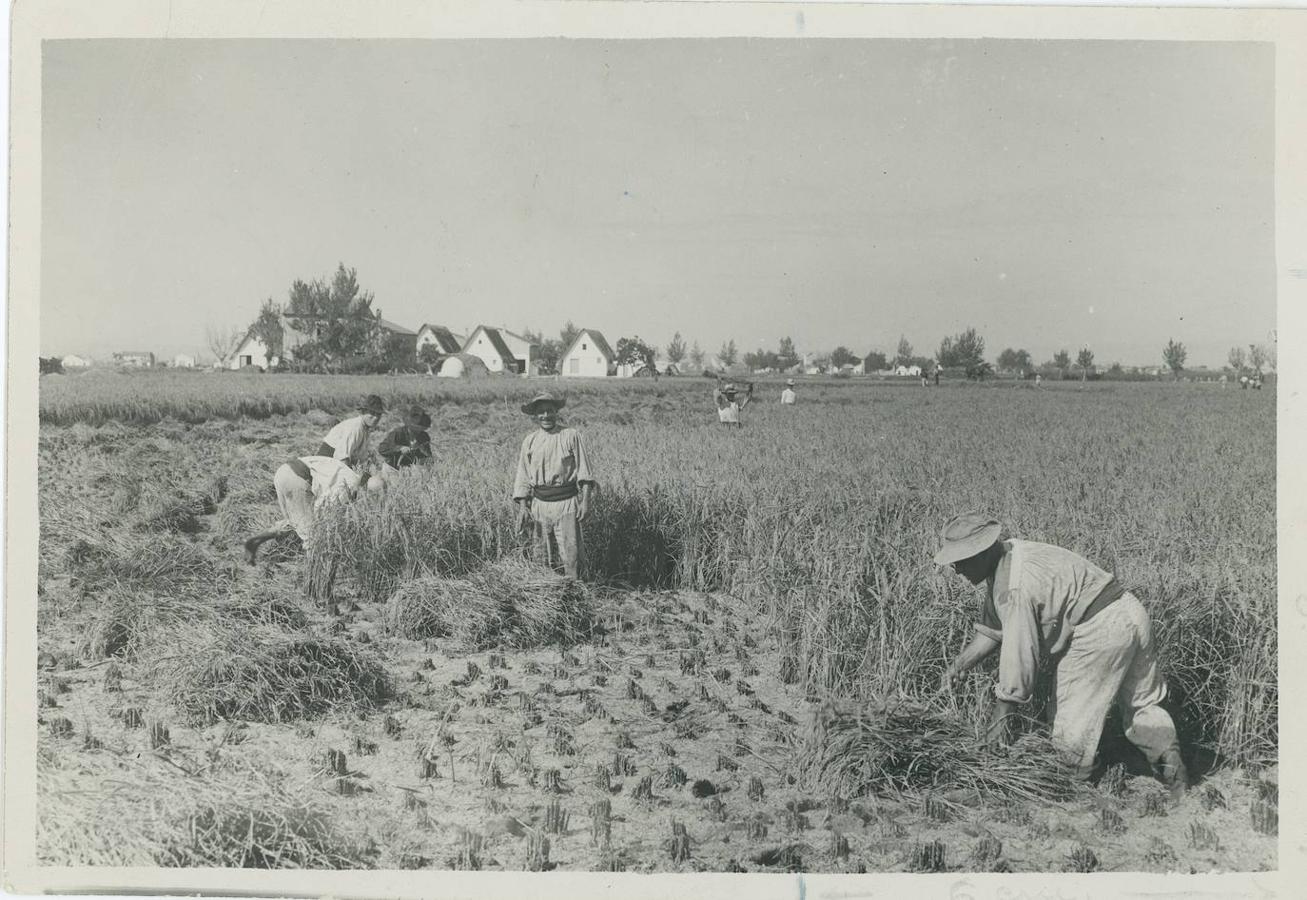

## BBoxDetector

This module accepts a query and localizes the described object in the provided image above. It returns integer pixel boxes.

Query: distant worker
[513,392,596,579]
[937,512,1187,797]
[934,366,941,387]
[1035,373,1043,388]
[781,379,797,405]
[715,380,754,427]
[377,405,433,478]
[243,455,370,564]
[921,370,929,388]
[1240,375,1249,390]
[316,394,385,471]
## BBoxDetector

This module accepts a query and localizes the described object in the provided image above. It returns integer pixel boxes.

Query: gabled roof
[465,325,520,366]
[498,327,539,348]
[378,318,417,336]
[417,324,463,354]
[562,328,615,363]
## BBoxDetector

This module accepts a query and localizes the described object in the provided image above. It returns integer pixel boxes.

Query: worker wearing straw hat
[376,405,433,479]
[243,455,371,564]
[781,379,797,405]
[715,379,754,426]
[316,394,385,470]
[512,392,596,579]
[936,513,1187,796]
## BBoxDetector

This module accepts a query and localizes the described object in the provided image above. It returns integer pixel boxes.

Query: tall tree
[250,299,285,367]
[559,321,580,351]
[665,332,687,366]
[688,341,706,371]
[1163,339,1187,377]
[284,263,378,367]
[937,327,986,369]
[1248,343,1267,374]
[895,335,913,367]
[524,328,562,375]
[1053,349,1072,371]
[615,336,657,371]
[718,339,738,368]
[205,323,245,366]
[1076,347,1095,380]
[1228,346,1247,372]
[744,348,780,371]
[862,350,889,372]
[997,348,1032,372]
[830,346,859,368]
[776,336,800,370]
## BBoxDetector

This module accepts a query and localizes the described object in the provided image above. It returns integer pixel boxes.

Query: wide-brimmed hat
[933,513,1002,566]
[404,405,432,430]
[786,379,796,387]
[358,394,385,417]
[521,392,566,415]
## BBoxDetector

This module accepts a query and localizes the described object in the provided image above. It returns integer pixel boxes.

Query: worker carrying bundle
[936,512,1187,799]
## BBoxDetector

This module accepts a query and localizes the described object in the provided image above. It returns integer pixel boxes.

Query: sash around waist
[531,482,579,502]
[287,458,313,485]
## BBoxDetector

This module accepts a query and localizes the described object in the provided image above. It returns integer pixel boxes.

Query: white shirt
[321,415,373,464]
[302,456,363,507]
[781,388,797,405]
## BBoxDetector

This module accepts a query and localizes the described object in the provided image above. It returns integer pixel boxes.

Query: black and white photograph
[6,1,1305,896]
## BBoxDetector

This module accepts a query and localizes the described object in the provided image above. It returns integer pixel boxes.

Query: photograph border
[6,2,1305,897]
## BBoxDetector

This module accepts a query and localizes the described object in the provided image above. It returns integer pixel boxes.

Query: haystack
[159,624,391,724]
[383,556,594,650]
[800,700,1081,803]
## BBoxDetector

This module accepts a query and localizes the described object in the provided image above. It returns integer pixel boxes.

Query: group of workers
[240,382,1190,798]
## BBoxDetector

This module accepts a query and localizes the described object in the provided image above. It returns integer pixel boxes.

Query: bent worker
[512,392,596,579]
[936,513,1187,796]
[317,394,385,470]
[377,405,433,477]
[243,455,369,564]
[781,379,797,405]
[715,380,753,427]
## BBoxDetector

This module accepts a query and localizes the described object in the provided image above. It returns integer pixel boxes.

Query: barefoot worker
[377,405,433,478]
[316,394,385,469]
[936,513,1187,796]
[512,392,596,579]
[243,455,370,564]
[781,379,798,405]
[715,379,754,427]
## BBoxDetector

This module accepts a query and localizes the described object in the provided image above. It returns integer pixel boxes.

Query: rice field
[35,372,1277,872]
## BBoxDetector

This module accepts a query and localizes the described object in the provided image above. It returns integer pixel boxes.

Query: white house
[415,324,464,358]
[61,354,91,369]
[172,354,196,369]
[228,319,312,370]
[462,325,535,375]
[113,351,155,368]
[895,364,923,377]
[560,329,615,377]
[851,359,866,376]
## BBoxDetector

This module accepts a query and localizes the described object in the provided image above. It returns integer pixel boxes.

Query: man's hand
[939,661,964,695]
[516,500,532,535]
[984,699,1019,751]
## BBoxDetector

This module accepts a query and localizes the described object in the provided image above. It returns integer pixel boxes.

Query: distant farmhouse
[113,351,155,368]
[560,328,615,377]
[228,318,313,370]
[61,354,92,369]
[172,354,196,369]
[415,324,464,357]
[462,325,537,375]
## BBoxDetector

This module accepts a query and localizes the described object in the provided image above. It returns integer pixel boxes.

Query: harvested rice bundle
[382,557,594,650]
[217,586,310,630]
[800,700,1081,803]
[78,589,212,660]
[157,624,391,724]
[37,754,376,868]
[133,486,212,534]
[74,533,236,600]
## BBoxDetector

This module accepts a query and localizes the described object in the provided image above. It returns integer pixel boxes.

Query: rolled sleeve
[994,589,1041,704]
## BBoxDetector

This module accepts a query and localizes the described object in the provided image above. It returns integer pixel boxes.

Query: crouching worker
[243,455,369,564]
[376,405,433,481]
[512,392,596,579]
[317,394,385,469]
[936,513,1187,797]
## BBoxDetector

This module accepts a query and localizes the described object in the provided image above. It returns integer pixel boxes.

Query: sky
[41,39,1276,368]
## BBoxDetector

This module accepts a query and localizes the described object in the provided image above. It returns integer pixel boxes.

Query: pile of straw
[158,624,390,724]
[79,588,212,660]
[800,700,1081,803]
[383,556,594,650]
[38,756,376,868]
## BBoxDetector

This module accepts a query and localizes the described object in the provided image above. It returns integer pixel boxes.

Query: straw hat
[521,392,566,415]
[358,394,385,417]
[933,513,1002,566]
[786,379,796,387]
